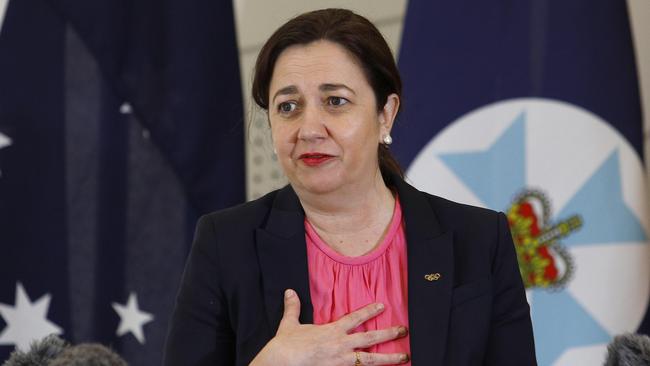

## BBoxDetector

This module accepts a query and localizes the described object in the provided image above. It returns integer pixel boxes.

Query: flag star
[112,292,153,344]
[439,112,525,210]
[0,0,9,36]
[119,102,132,114]
[0,131,10,177]
[0,131,11,150]
[0,282,63,351]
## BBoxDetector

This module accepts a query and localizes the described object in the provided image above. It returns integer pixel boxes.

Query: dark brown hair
[252,8,404,181]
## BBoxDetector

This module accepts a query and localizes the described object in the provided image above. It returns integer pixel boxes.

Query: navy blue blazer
[163,176,537,365]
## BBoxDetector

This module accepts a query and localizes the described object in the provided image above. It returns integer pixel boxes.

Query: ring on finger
[354,351,362,366]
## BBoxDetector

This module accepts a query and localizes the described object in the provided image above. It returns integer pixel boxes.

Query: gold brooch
[424,273,441,281]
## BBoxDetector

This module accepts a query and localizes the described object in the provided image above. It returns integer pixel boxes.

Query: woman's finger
[336,303,384,332]
[345,326,407,349]
[277,289,301,330]
[349,351,409,365]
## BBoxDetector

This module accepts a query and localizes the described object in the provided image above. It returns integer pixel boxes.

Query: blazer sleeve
[485,212,537,365]
[163,215,235,366]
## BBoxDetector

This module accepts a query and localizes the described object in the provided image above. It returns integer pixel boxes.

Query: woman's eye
[278,102,297,113]
[328,96,349,106]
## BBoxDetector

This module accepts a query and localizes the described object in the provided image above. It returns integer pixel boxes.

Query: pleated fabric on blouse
[305,198,411,364]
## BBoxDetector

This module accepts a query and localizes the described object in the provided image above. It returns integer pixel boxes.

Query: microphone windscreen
[604,333,650,366]
[2,334,67,366]
[49,343,127,366]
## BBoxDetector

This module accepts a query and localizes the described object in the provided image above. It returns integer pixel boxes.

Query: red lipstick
[299,153,334,166]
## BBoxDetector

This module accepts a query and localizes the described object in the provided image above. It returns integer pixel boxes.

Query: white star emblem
[0,131,11,178]
[0,132,10,150]
[0,282,63,351]
[0,0,9,37]
[112,292,153,344]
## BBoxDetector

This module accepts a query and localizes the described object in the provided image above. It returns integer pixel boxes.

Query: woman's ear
[378,93,400,140]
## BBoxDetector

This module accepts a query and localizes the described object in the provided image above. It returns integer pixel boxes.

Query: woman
[164,8,536,366]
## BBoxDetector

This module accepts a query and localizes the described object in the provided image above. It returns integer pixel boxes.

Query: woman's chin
[292,175,345,196]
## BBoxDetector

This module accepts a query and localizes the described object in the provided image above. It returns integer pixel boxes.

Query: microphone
[604,333,650,366]
[49,343,127,366]
[3,334,127,366]
[3,334,67,365]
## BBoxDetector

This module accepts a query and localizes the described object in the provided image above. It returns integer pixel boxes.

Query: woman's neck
[296,172,396,256]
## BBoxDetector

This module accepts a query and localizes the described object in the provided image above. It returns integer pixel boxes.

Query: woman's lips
[299,153,334,166]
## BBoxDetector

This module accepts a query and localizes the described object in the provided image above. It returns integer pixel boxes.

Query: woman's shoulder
[198,187,284,229]
[423,193,507,248]
[399,179,503,228]
[424,191,501,221]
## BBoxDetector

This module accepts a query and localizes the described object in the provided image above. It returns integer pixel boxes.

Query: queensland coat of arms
[507,190,581,289]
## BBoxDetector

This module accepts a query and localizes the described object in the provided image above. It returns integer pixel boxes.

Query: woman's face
[268,40,398,195]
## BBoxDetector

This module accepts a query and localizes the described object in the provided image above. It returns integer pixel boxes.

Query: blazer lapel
[256,186,314,333]
[395,178,454,365]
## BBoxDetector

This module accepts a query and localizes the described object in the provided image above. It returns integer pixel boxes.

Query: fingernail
[398,326,408,337]
[376,303,385,311]
[401,354,409,363]
[285,289,294,298]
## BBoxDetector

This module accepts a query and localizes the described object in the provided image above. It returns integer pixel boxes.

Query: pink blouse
[305,199,411,364]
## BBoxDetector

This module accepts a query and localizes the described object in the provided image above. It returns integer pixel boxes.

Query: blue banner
[0,0,244,363]
[396,1,648,365]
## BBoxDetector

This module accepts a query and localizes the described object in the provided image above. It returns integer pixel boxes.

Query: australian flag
[395,1,648,365]
[0,0,244,363]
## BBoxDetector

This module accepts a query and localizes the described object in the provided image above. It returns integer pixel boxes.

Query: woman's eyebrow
[320,83,355,95]
[272,85,299,103]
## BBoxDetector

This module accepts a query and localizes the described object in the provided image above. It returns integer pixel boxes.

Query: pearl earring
[382,135,393,145]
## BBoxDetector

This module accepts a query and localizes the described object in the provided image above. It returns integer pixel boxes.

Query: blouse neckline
[304,198,402,265]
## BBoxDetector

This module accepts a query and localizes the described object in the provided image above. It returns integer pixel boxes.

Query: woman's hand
[250,289,409,366]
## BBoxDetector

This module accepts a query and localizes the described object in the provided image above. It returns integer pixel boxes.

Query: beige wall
[236,0,650,201]
[629,0,650,179]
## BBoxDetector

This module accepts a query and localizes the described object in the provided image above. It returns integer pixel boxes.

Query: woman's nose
[297,104,327,141]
